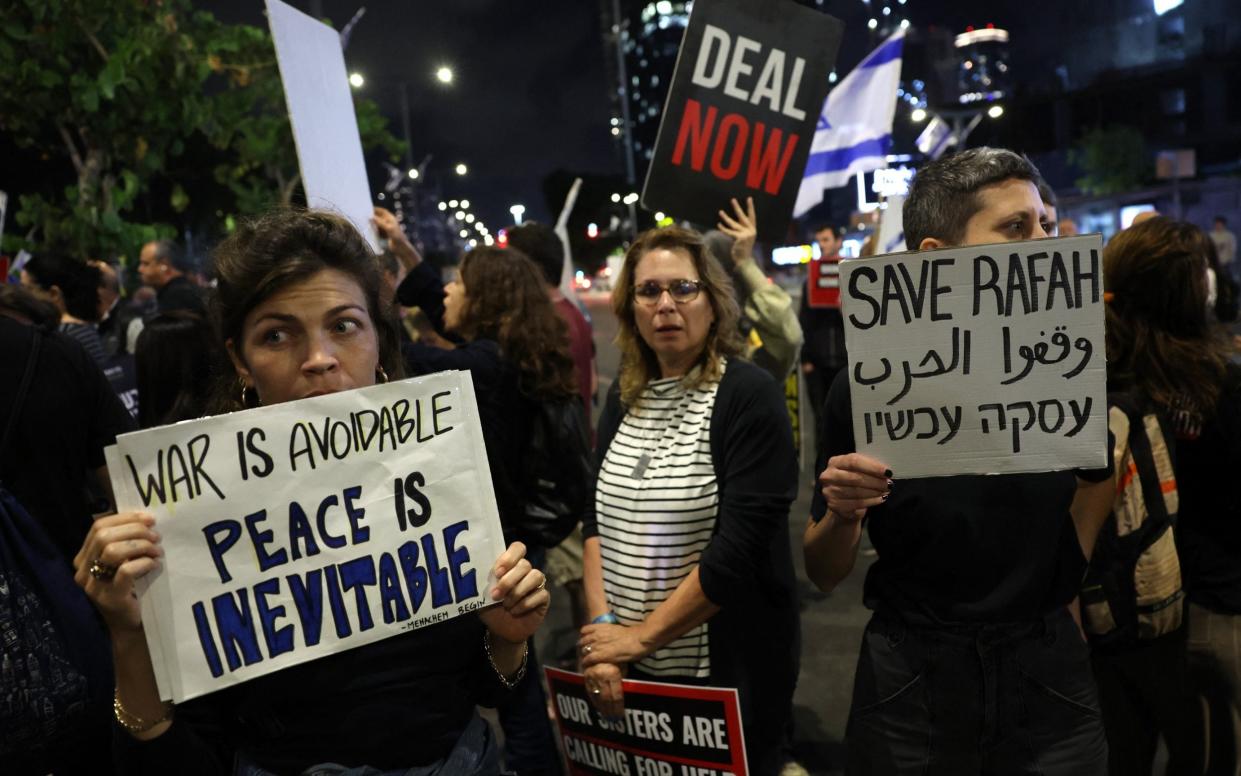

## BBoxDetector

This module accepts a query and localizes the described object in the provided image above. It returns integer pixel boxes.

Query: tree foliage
[0,0,404,262]
[1069,125,1150,197]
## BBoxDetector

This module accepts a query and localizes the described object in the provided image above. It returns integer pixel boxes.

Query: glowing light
[407,168,419,179]
[911,108,927,122]
[454,163,468,176]
[436,66,454,84]
[987,104,1004,118]
[348,72,364,88]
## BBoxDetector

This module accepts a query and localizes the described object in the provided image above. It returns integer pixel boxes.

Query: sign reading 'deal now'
[546,667,748,776]
[266,0,380,252]
[840,234,1107,478]
[106,371,506,702]
[641,0,842,243]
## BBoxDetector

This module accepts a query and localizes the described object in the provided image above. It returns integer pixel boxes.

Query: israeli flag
[794,30,905,217]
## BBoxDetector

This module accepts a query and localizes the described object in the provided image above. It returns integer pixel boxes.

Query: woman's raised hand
[73,512,163,633]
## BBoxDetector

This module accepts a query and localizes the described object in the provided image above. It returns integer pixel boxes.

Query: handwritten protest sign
[266,0,380,252]
[641,0,842,242]
[840,234,1107,478]
[546,667,748,776]
[107,371,506,702]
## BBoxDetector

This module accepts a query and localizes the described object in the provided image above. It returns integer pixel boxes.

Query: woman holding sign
[578,226,800,775]
[73,210,550,775]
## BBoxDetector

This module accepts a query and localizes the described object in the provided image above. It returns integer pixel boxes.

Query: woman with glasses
[578,226,800,775]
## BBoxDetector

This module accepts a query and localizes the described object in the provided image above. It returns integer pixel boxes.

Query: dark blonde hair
[456,246,576,400]
[1105,216,1231,413]
[612,226,743,405]
[209,209,405,411]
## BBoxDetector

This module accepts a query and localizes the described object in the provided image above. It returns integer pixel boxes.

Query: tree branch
[56,122,85,175]
[76,19,110,62]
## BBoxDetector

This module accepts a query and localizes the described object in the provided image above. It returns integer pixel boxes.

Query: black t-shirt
[1174,364,1241,613]
[811,368,1108,625]
[0,318,135,563]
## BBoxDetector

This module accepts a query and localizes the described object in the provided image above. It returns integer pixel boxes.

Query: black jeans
[846,608,1108,776]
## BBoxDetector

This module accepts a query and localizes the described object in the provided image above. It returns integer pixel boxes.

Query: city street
[534,290,874,776]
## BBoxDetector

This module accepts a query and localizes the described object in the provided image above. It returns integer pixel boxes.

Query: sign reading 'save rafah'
[840,234,1108,478]
[641,0,842,243]
[106,371,506,702]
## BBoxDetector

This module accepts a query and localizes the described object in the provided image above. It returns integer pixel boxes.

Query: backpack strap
[0,328,41,461]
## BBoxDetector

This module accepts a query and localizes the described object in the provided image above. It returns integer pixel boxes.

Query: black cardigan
[583,358,801,756]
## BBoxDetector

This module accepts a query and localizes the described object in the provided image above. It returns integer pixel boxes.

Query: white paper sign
[875,194,906,254]
[266,0,380,252]
[108,371,506,702]
[840,234,1107,478]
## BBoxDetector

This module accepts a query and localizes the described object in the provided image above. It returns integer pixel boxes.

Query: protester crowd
[3,145,1241,776]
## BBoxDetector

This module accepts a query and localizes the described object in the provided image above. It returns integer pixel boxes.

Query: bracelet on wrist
[591,612,620,625]
[113,690,173,734]
[484,631,529,690]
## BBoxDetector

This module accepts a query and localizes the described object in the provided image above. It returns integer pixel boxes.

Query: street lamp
[407,168,419,180]
[510,204,526,224]
[349,72,365,88]
[436,66,454,85]
[987,104,1005,118]
[455,163,468,176]
[911,108,928,122]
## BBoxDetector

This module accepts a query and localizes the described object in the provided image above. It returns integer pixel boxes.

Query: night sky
[206,0,621,230]
[202,0,1056,232]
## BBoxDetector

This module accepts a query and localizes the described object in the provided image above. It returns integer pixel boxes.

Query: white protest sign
[266,0,380,252]
[840,234,1107,478]
[108,371,506,702]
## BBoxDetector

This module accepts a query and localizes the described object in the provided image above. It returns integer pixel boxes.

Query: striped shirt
[596,360,726,678]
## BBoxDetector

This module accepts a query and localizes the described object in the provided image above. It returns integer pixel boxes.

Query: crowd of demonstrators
[7,143,1241,776]
[798,222,848,463]
[806,148,1116,775]
[578,226,801,775]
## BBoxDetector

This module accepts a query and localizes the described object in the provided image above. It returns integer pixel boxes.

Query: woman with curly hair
[577,226,800,776]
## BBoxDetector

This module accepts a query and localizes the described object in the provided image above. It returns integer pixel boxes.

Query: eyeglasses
[633,279,704,305]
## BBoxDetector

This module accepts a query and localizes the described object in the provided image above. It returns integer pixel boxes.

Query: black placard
[547,666,748,776]
[641,0,843,242]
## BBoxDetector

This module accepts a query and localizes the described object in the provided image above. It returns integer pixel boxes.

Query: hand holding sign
[583,661,627,719]
[74,511,162,633]
[478,541,551,647]
[818,453,892,520]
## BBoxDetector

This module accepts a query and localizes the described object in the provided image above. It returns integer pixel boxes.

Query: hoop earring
[239,379,256,408]
[376,365,389,384]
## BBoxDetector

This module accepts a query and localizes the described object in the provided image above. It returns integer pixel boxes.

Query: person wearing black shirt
[804,148,1115,775]
[74,211,550,774]
[138,239,206,316]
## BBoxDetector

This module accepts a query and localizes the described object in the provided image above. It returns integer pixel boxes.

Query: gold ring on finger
[89,558,117,581]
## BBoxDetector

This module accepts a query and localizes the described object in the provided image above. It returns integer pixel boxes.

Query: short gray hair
[903,147,1045,249]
